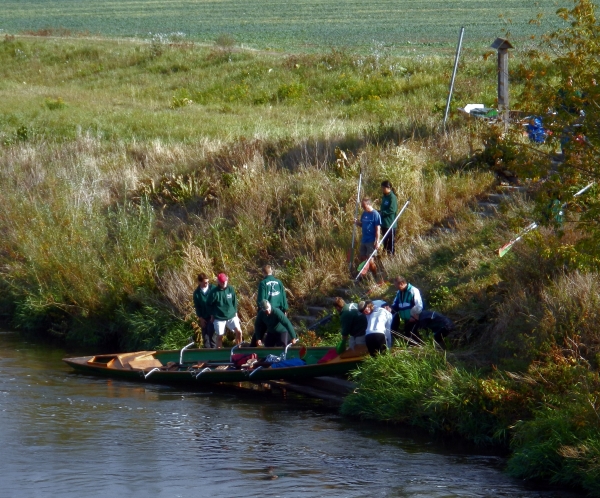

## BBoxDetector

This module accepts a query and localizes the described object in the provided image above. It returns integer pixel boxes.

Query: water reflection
[0,332,580,497]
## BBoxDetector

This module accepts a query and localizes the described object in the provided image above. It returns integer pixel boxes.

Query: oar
[497,182,595,257]
[354,199,410,281]
[573,182,595,198]
[348,170,363,272]
[497,222,538,257]
[391,330,425,347]
[554,182,595,220]
[306,313,333,331]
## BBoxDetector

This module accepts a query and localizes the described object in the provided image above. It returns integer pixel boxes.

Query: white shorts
[214,316,241,336]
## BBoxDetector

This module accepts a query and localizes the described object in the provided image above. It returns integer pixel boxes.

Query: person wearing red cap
[208,272,243,348]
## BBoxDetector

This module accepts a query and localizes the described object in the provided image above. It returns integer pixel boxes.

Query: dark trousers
[404,319,420,342]
[264,332,290,347]
[365,333,387,356]
[433,329,450,349]
[202,321,216,349]
[391,314,421,344]
[381,227,396,254]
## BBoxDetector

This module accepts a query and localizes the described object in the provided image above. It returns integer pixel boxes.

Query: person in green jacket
[333,297,367,352]
[208,272,243,348]
[256,265,288,312]
[253,300,297,347]
[192,273,216,348]
[380,180,398,255]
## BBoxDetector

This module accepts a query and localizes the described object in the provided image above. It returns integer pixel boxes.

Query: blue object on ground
[526,117,546,143]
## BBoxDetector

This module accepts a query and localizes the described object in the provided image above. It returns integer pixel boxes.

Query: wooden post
[491,38,514,123]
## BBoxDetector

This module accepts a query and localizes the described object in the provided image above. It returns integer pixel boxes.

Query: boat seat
[128,356,163,370]
[110,352,162,370]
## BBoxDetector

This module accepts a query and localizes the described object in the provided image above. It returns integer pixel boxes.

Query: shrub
[44,97,65,110]
[215,34,236,49]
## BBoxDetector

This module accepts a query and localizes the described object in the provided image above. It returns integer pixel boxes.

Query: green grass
[2,0,570,52]
[0,36,498,143]
[0,36,500,349]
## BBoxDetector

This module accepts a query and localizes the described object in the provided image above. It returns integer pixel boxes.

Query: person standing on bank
[257,265,288,313]
[193,273,217,348]
[379,180,398,255]
[355,197,381,261]
[390,276,424,344]
[253,300,298,347]
[208,273,243,348]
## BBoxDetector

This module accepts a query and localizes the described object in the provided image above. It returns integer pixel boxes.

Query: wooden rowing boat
[63,344,366,385]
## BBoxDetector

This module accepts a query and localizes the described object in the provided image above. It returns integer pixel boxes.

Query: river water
[0,331,579,498]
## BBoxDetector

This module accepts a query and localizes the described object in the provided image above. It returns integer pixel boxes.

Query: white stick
[349,172,362,272]
[574,182,594,198]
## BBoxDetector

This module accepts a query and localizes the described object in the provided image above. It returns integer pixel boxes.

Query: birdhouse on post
[491,37,514,122]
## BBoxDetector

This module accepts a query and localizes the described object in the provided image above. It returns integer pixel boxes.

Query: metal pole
[443,27,465,129]
[349,171,362,272]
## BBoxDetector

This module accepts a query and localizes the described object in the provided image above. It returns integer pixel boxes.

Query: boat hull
[63,346,364,386]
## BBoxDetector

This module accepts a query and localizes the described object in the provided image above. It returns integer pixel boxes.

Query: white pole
[349,172,363,272]
[443,27,465,129]
[354,199,410,281]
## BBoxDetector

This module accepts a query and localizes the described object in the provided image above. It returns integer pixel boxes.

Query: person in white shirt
[359,300,393,356]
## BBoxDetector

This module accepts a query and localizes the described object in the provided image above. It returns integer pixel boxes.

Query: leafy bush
[44,97,65,110]
[214,34,236,49]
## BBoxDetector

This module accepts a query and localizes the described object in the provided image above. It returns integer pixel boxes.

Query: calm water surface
[0,332,579,498]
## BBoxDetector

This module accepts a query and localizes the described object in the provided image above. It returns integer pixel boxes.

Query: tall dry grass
[0,122,492,347]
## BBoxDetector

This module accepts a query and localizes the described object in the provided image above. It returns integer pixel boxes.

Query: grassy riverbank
[0,34,498,348]
[1,17,600,494]
[342,345,600,495]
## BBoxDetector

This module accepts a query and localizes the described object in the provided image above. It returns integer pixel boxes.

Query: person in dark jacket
[253,300,297,347]
[418,310,455,350]
[192,273,216,348]
[256,265,288,312]
[379,180,398,254]
[208,272,243,348]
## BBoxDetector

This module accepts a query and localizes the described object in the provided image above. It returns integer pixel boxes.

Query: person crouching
[359,300,392,356]
[253,300,298,347]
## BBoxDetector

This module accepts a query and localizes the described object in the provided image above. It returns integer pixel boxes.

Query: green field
[2,0,570,51]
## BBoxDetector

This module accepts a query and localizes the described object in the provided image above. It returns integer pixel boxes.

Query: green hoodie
[380,191,398,229]
[193,283,216,320]
[208,284,238,321]
[254,308,297,341]
[340,303,367,338]
[257,275,288,311]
